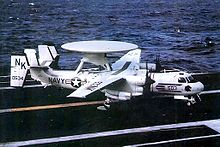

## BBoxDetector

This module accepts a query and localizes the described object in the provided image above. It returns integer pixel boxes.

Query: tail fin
[10,49,39,87]
[24,49,42,81]
[38,45,59,67]
[24,49,39,66]
[10,54,29,87]
[10,46,59,87]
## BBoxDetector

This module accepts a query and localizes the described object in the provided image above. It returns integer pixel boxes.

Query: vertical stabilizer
[24,49,39,66]
[38,45,59,66]
[10,54,29,87]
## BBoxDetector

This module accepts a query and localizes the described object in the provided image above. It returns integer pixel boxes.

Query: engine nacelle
[131,86,144,96]
[126,76,145,86]
[105,90,131,101]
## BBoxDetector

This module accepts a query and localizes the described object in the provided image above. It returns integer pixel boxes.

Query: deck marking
[201,90,220,95]
[0,101,104,114]
[0,84,44,90]
[126,134,220,147]
[1,119,220,146]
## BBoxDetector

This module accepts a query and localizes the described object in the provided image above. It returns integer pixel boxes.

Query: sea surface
[0,0,220,146]
[0,0,220,74]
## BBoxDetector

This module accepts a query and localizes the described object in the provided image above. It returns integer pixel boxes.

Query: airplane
[10,40,207,110]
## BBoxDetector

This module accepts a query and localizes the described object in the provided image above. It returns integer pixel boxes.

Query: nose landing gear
[186,94,201,106]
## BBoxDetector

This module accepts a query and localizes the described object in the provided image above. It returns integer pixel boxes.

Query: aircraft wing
[67,49,141,98]
[67,75,125,98]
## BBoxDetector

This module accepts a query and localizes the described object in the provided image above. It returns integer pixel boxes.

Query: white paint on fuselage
[29,66,204,100]
[150,72,204,96]
[29,68,101,90]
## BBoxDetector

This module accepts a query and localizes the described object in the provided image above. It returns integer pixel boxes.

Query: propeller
[155,54,162,72]
[143,62,155,96]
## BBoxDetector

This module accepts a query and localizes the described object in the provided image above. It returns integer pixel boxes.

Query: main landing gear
[186,94,201,106]
[97,98,112,111]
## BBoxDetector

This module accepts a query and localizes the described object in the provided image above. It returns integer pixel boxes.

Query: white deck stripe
[0,75,9,78]
[201,90,220,95]
[0,85,43,90]
[126,134,220,147]
[1,119,220,146]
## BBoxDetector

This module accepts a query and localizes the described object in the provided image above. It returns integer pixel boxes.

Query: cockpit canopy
[178,75,197,83]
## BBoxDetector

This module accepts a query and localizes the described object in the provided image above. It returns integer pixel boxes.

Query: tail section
[10,45,59,87]
[38,45,59,67]
[10,54,29,87]
[24,49,39,66]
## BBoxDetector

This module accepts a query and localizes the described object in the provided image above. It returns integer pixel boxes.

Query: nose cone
[188,82,204,95]
[196,82,204,93]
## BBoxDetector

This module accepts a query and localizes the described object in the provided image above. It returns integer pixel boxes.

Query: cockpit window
[186,76,197,83]
[178,77,186,83]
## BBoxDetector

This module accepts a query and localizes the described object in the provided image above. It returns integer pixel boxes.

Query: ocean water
[0,0,219,74]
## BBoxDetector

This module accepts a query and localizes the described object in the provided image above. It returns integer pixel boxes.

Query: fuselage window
[178,77,186,83]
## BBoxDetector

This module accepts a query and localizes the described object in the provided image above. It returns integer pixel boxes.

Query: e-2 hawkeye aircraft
[10,40,207,110]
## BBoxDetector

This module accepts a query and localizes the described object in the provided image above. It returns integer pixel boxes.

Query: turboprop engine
[103,63,157,101]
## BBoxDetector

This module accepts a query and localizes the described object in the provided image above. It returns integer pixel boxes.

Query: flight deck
[0,73,220,146]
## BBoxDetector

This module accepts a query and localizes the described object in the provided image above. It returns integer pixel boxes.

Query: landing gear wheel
[97,98,111,111]
[187,101,191,106]
[104,101,111,109]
